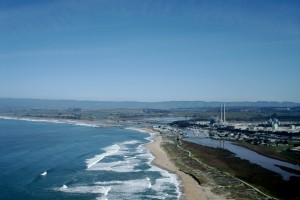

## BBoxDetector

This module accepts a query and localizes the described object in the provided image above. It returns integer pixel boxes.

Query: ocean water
[0,119,181,200]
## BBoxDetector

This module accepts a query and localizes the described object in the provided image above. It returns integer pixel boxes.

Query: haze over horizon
[1,97,300,104]
[1,0,299,102]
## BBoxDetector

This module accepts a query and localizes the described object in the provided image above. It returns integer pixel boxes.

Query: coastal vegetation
[162,137,270,199]
[1,100,300,199]
[183,141,300,200]
[162,137,300,199]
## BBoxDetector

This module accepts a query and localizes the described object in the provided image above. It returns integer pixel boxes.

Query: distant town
[1,100,299,162]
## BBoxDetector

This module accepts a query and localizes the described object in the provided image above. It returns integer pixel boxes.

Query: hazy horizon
[1,97,300,104]
[1,0,299,102]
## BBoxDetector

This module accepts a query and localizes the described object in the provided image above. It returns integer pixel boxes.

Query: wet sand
[145,130,224,200]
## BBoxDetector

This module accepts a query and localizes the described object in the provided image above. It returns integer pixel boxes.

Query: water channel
[183,129,300,180]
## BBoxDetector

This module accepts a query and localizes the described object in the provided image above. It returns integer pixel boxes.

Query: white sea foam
[87,139,151,172]
[145,147,182,199]
[90,159,141,172]
[62,129,181,199]
[146,177,151,188]
[143,195,167,199]
[95,161,121,168]
[96,196,108,200]
[148,165,169,177]
[95,180,124,185]
[71,122,98,128]
[0,116,64,124]
[57,185,111,195]
[125,127,148,133]
[170,173,182,200]
[88,161,122,171]
[134,144,148,155]
[95,177,179,199]
[96,136,181,197]
[129,129,182,199]
[0,116,102,128]
[0,116,14,120]
[93,141,181,199]
[60,184,68,190]
[110,164,140,172]
[121,140,141,145]
[40,171,47,176]
[147,165,182,199]
[95,178,151,194]
[86,144,120,169]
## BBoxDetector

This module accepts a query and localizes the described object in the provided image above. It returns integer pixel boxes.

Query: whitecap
[96,196,108,200]
[146,177,152,188]
[40,171,47,176]
[86,144,120,169]
[0,116,102,128]
[87,161,121,171]
[95,178,151,194]
[90,160,141,173]
[60,184,68,190]
[57,185,111,195]
[72,122,99,128]
[121,140,141,145]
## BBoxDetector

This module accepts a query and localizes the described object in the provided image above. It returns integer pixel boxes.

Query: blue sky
[0,0,299,102]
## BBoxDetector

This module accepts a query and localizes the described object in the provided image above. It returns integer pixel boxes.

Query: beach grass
[175,140,300,200]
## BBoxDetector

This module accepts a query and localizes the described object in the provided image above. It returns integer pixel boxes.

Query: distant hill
[0,98,299,109]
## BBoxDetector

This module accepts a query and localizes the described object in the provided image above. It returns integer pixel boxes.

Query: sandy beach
[143,128,224,200]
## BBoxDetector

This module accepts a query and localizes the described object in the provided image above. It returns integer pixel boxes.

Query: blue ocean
[0,119,181,200]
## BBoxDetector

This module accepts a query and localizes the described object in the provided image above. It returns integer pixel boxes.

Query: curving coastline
[0,115,120,127]
[137,127,223,200]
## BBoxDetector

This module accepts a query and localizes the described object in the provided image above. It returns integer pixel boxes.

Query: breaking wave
[58,136,181,199]
[0,116,101,128]
[85,144,120,169]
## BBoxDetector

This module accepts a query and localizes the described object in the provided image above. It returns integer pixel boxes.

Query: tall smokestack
[223,103,226,124]
[220,104,223,121]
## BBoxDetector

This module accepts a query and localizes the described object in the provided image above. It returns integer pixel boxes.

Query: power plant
[209,103,227,126]
[220,103,226,125]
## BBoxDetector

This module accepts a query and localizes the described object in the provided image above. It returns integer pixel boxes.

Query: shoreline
[0,115,121,127]
[138,127,223,200]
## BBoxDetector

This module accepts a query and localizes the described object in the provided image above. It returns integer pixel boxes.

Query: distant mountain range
[0,98,299,110]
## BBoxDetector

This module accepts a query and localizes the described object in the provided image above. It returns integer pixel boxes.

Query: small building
[289,125,295,130]
[272,123,278,131]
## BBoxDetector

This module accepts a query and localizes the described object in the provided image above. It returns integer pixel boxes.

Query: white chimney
[220,104,223,121]
[223,103,226,124]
